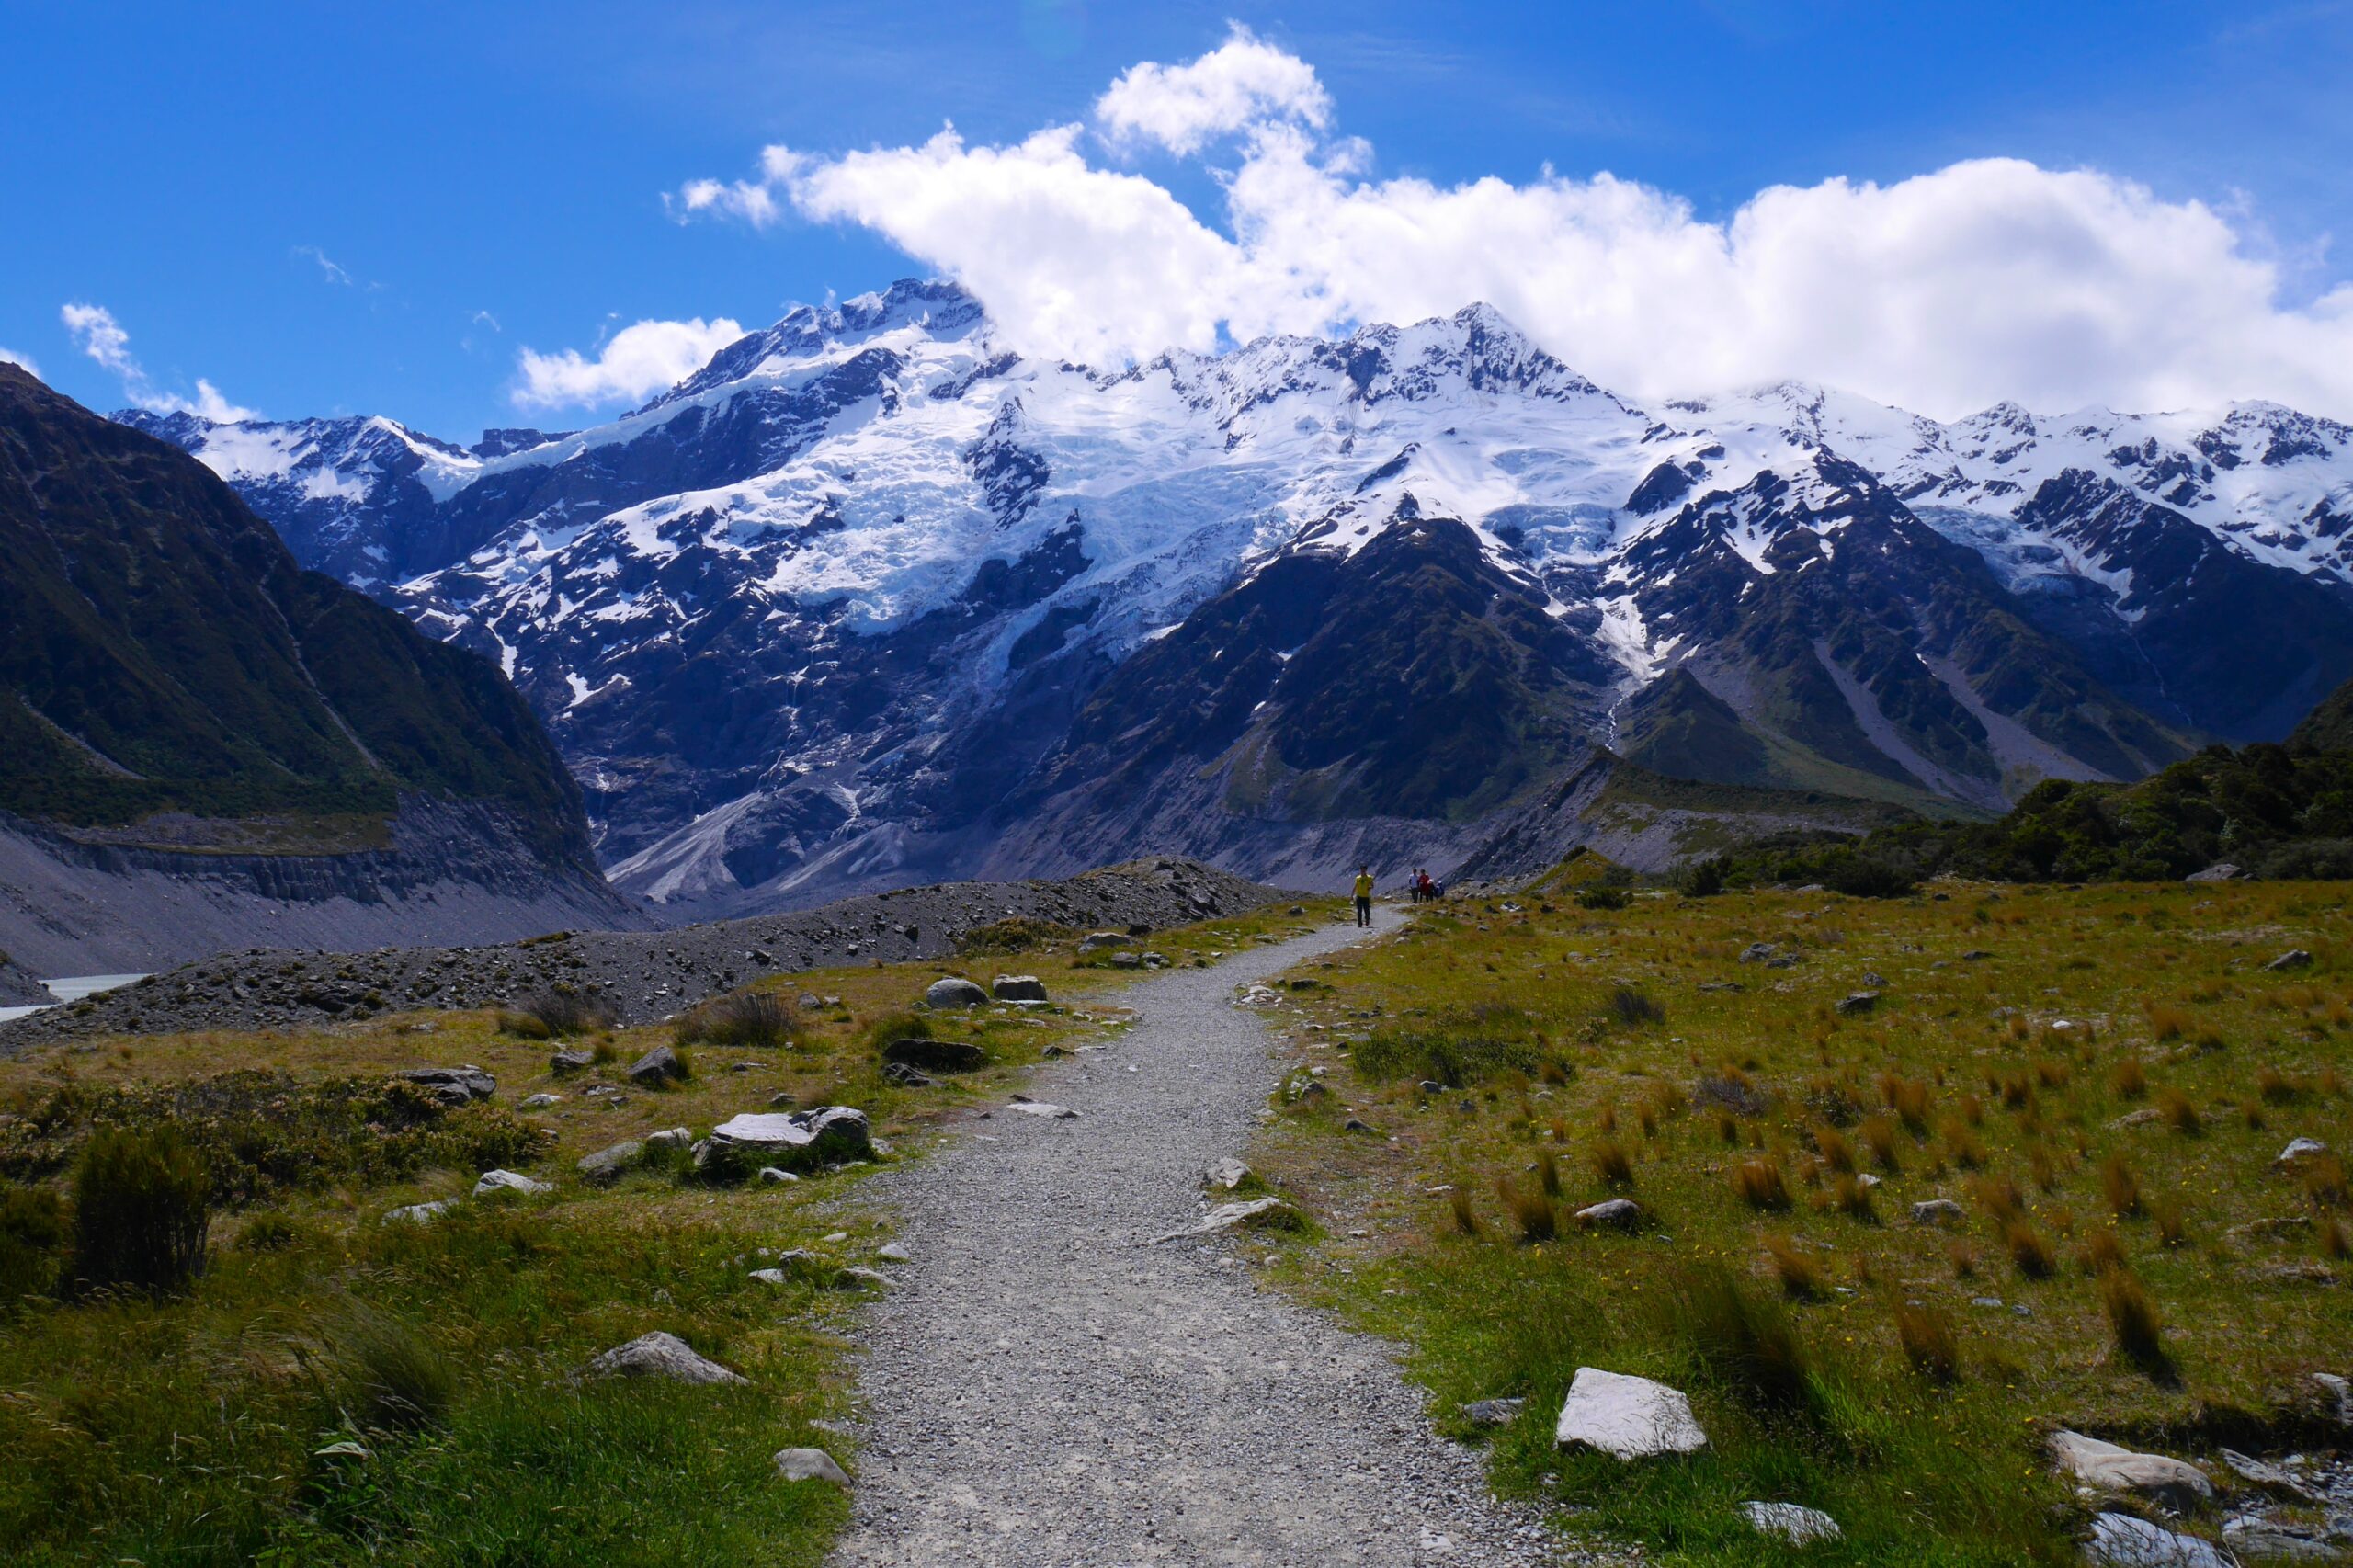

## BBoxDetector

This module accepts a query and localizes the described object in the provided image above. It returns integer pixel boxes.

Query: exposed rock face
[2050,1430,2214,1508]
[1553,1368,1709,1460]
[2085,1512,2229,1568]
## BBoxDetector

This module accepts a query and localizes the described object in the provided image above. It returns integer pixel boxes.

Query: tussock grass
[2100,1155,2143,1219]
[1589,1139,1635,1190]
[1497,1177,1557,1244]
[1893,1298,1960,1383]
[1730,1156,1790,1210]
[2156,1085,2202,1135]
[675,989,796,1049]
[2109,1056,2148,1098]
[2004,1221,2057,1279]
[2099,1267,2172,1379]
[1764,1233,1825,1299]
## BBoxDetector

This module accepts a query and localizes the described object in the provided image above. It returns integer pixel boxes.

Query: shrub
[0,1185,68,1303]
[1731,1157,1790,1210]
[517,986,615,1038]
[676,990,796,1049]
[1679,858,1727,897]
[2098,1268,2171,1378]
[1498,1178,1557,1244]
[235,1212,305,1252]
[1575,885,1629,912]
[1893,1299,1959,1382]
[1669,1263,1814,1411]
[956,915,1074,954]
[71,1125,210,1296]
[1608,986,1663,1026]
[1590,1140,1635,1190]
[1764,1234,1824,1299]
[2004,1221,2055,1279]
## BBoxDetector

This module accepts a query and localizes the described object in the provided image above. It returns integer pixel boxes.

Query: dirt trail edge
[832,909,1565,1567]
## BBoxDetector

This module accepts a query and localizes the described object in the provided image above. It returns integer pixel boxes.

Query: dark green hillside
[0,365,591,861]
[2287,672,2353,754]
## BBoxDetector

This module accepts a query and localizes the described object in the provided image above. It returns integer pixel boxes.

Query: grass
[0,897,1331,1564]
[1239,874,2353,1565]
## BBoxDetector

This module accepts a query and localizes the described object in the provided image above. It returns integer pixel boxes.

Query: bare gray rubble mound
[0,950,46,1005]
[1,858,1280,1049]
[831,911,1567,1566]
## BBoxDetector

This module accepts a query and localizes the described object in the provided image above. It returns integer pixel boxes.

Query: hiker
[1416,868,1435,903]
[1353,865,1374,926]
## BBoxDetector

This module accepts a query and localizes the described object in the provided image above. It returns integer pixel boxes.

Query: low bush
[676,990,796,1049]
[955,916,1074,954]
[0,1184,68,1303]
[1608,985,1664,1026]
[71,1124,210,1296]
[1574,885,1629,912]
[518,986,616,1038]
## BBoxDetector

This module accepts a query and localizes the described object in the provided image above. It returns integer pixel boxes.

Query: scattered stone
[1207,1157,1252,1189]
[2186,862,2245,883]
[882,1062,935,1087]
[1342,1117,1374,1133]
[1462,1397,1525,1427]
[1857,1173,1882,1189]
[1742,1502,1841,1545]
[1006,1100,1079,1119]
[577,1140,643,1182]
[1574,1199,1643,1231]
[882,1038,987,1073]
[385,1199,455,1223]
[2309,1371,2352,1426]
[2085,1512,2230,1568]
[2265,950,2315,973]
[1110,952,1143,970]
[1154,1197,1294,1242]
[520,1092,563,1109]
[2051,1430,2214,1508]
[1078,931,1132,952]
[2276,1137,2329,1167]
[1417,1079,1446,1094]
[1961,949,1994,961]
[628,1044,687,1086]
[878,1243,911,1262]
[1553,1368,1709,1460]
[756,1166,799,1185]
[774,1447,850,1487]
[2113,1108,2164,1128]
[925,977,989,1008]
[991,974,1049,1002]
[1040,1043,1066,1057]
[550,1049,593,1074]
[643,1127,693,1154]
[1835,991,1881,1016]
[398,1065,495,1105]
[579,1331,746,1386]
[836,1267,892,1290]
[768,1090,798,1108]
[2222,1525,2336,1561]
[2221,1449,2326,1505]
[1911,1199,1966,1226]
[700,1107,873,1174]
[472,1169,551,1198]
[1736,943,1778,965]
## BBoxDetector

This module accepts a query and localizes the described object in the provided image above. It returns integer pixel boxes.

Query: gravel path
[834,909,1564,1567]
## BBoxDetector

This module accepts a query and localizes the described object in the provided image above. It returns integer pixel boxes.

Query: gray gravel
[833,909,1575,1567]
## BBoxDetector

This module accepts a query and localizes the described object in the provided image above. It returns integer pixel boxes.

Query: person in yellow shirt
[1352,865,1374,927]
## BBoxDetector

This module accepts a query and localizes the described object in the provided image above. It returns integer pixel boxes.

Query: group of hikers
[1350,865,1442,926]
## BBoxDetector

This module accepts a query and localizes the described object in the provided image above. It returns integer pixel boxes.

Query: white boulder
[1553,1368,1709,1460]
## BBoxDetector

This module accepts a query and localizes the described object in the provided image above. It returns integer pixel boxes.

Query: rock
[385,1199,455,1223]
[398,1065,495,1105]
[579,1331,745,1386]
[2309,1371,2352,1426]
[1553,1368,1709,1460]
[2186,862,2245,883]
[924,976,988,1008]
[836,1267,891,1290]
[1342,1117,1374,1132]
[2265,950,2315,973]
[881,1062,934,1087]
[1742,1502,1841,1545]
[1417,1080,1447,1094]
[1462,1397,1525,1427]
[756,1166,799,1185]
[520,1092,563,1109]
[1737,943,1778,964]
[1207,1157,1252,1189]
[472,1168,551,1198]
[549,1049,593,1074]
[2220,1449,2326,1504]
[628,1044,687,1086]
[774,1447,850,1487]
[1835,991,1881,1016]
[881,1038,987,1073]
[1911,1199,1967,1226]
[2051,1430,2214,1508]
[1857,1173,1882,1189]
[877,1243,911,1262]
[1573,1199,1643,1231]
[700,1107,873,1175]
[1006,1100,1078,1119]
[1153,1196,1295,1242]
[1078,931,1131,952]
[991,974,1049,1002]
[2085,1512,2230,1568]
[2276,1137,2329,1167]
[2222,1527,2336,1561]
[1110,952,1142,970]
[643,1127,693,1153]
[577,1140,643,1182]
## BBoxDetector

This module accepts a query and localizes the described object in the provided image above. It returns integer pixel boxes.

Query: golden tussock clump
[1590,1139,1635,1190]
[1732,1157,1791,1211]
[1893,1299,1959,1382]
[1762,1233,1824,1299]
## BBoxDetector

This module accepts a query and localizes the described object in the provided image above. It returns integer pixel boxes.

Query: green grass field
[1244,872,2350,1564]
[0,902,1319,1566]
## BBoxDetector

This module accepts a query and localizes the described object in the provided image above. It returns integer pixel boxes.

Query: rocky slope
[124,282,2353,909]
[0,366,633,968]
[0,858,1275,1045]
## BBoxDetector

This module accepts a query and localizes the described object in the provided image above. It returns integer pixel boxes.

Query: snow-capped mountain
[125,280,2353,914]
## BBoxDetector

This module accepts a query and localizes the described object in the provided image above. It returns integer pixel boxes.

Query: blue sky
[5,1,2350,437]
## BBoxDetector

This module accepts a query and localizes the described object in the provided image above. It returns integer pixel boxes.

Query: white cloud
[512,315,746,410]
[669,32,2353,421]
[60,302,258,422]
[1094,22,1330,155]
[0,346,37,377]
[294,244,354,285]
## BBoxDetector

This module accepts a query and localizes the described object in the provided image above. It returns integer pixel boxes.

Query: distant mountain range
[115,280,2353,915]
[0,365,632,971]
